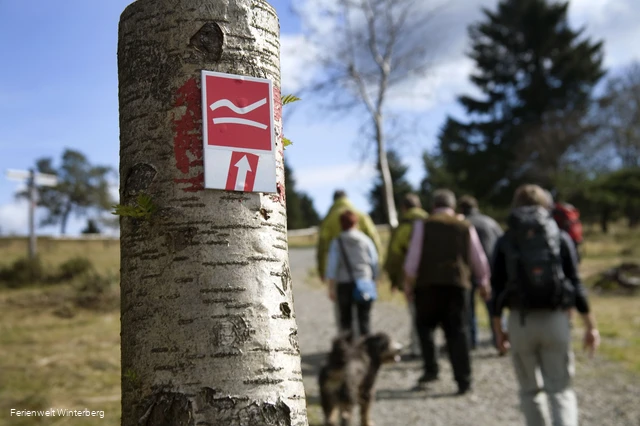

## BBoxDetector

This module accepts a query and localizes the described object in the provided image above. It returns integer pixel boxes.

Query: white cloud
[568,0,640,68]
[280,34,320,94]
[0,200,29,235]
[387,57,478,111]
[292,0,640,115]
[296,162,377,190]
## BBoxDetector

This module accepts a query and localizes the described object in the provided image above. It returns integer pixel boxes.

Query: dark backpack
[504,206,570,311]
[552,202,583,244]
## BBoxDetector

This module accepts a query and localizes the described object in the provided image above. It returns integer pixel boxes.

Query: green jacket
[316,198,382,279]
[384,207,429,289]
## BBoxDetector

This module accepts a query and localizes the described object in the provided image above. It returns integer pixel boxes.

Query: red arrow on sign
[225,151,259,191]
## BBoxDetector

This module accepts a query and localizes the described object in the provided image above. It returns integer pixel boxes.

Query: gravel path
[289,248,640,426]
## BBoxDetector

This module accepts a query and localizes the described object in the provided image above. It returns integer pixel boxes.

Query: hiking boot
[403,352,421,361]
[456,383,472,395]
[417,372,438,385]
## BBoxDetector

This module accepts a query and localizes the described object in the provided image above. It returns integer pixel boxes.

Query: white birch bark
[118,1,308,425]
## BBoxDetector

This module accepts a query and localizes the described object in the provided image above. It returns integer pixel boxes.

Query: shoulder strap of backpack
[337,237,356,282]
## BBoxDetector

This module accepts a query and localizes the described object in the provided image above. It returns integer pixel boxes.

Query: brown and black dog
[318,332,402,426]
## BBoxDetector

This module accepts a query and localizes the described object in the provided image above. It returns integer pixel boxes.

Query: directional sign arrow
[225,151,259,192]
[234,155,252,191]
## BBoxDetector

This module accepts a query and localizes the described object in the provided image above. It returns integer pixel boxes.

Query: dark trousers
[414,286,471,388]
[337,282,372,336]
[469,284,501,349]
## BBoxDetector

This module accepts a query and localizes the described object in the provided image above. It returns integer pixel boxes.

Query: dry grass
[0,286,121,426]
[0,237,120,277]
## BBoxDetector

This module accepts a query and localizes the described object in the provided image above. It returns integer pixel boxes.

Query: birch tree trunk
[118,1,308,425]
[374,114,398,228]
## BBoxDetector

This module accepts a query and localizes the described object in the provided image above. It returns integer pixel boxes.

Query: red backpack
[552,202,583,244]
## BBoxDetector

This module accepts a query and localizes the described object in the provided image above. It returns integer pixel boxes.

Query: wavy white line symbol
[209,98,268,130]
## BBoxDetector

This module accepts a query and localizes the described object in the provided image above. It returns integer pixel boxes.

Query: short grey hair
[432,189,456,209]
[512,184,549,208]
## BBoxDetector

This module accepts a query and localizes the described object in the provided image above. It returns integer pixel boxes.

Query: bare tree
[593,62,640,168]
[297,0,443,227]
[118,1,307,425]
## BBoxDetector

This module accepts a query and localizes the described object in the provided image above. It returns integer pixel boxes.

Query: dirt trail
[289,247,640,426]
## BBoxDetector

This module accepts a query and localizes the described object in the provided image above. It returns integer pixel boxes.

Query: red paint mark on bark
[271,182,285,204]
[174,173,205,192]
[271,86,286,205]
[273,86,282,124]
[173,78,204,192]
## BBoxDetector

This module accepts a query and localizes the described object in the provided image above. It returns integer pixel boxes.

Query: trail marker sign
[201,70,277,193]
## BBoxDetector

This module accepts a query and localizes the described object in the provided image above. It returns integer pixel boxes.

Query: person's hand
[496,329,510,355]
[479,285,492,302]
[583,328,600,358]
[328,285,336,302]
[403,283,414,302]
[390,286,398,294]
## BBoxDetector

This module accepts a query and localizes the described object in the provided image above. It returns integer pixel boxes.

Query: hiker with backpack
[491,184,599,426]
[404,189,491,395]
[384,193,429,359]
[317,190,382,334]
[458,195,506,354]
[325,210,380,336]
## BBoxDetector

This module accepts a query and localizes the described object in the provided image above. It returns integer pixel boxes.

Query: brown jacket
[416,213,472,289]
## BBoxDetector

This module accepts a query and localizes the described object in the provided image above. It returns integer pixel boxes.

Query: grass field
[0,225,638,425]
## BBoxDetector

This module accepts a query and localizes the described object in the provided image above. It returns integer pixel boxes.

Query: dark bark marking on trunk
[197,396,292,426]
[142,274,162,280]
[200,287,246,294]
[168,196,200,202]
[189,22,224,62]
[247,256,280,262]
[281,264,291,291]
[260,208,271,220]
[288,330,300,354]
[225,303,252,309]
[119,39,182,106]
[279,302,291,318]
[212,315,254,355]
[202,298,235,304]
[124,163,157,199]
[203,239,230,245]
[211,352,242,358]
[202,260,250,268]
[139,392,195,426]
[159,293,181,300]
[171,227,197,252]
[273,283,285,296]
[221,194,251,201]
[257,366,284,374]
[243,378,284,385]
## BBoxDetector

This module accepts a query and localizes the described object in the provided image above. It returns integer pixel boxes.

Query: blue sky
[1,0,639,236]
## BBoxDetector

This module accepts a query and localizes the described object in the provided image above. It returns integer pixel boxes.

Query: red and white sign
[201,70,277,193]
